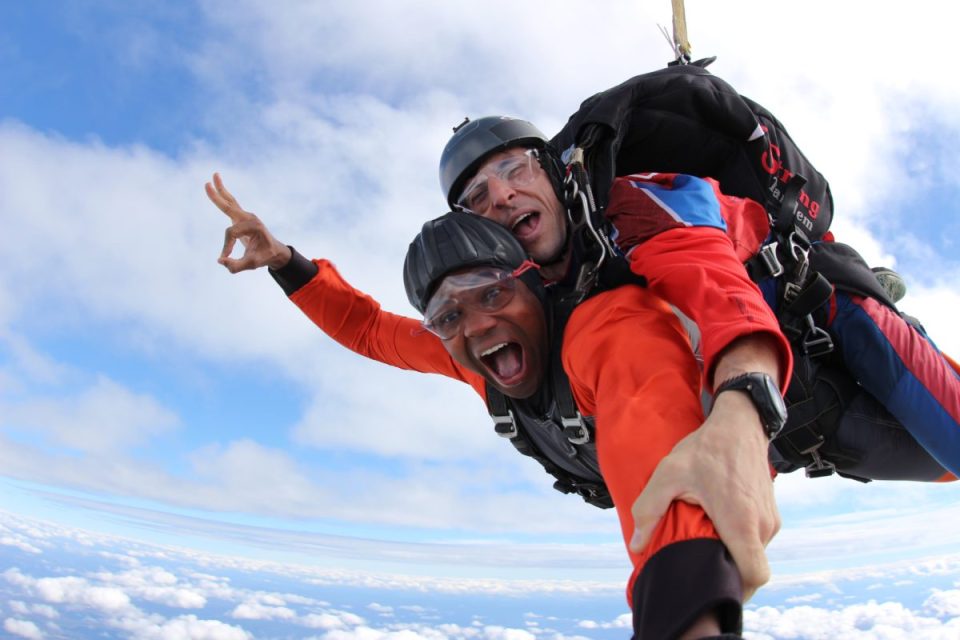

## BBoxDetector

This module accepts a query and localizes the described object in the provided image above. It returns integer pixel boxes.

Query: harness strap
[550,294,593,445]
[745,172,837,358]
[483,383,611,508]
[773,174,807,235]
[774,355,864,479]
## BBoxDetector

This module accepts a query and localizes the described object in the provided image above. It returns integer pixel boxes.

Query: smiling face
[457,147,570,280]
[426,266,548,399]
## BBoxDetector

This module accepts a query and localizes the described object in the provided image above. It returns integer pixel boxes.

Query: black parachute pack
[548,59,913,480]
[482,60,939,502]
[550,59,901,317]
[552,59,832,238]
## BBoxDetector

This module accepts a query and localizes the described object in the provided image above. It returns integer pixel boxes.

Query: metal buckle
[782,280,803,306]
[492,411,518,439]
[805,449,837,478]
[787,231,811,283]
[787,231,811,263]
[801,316,834,357]
[758,242,784,278]
[562,413,590,445]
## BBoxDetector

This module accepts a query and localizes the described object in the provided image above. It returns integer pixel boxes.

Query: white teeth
[511,212,533,230]
[480,342,508,357]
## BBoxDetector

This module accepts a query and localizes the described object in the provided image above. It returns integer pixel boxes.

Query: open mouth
[479,341,526,385]
[510,211,540,240]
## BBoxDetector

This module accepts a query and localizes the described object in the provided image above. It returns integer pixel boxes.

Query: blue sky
[2,1,960,638]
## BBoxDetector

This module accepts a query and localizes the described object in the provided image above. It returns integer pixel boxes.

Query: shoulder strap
[548,294,592,445]
[483,383,611,509]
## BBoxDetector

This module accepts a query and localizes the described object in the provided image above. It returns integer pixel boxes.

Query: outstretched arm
[204,173,481,390]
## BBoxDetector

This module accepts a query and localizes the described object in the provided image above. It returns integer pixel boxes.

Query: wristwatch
[714,372,787,440]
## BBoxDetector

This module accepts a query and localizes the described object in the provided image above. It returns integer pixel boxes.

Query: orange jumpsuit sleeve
[279,251,486,397]
[563,285,742,637]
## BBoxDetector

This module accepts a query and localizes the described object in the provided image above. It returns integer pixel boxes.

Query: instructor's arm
[630,332,783,600]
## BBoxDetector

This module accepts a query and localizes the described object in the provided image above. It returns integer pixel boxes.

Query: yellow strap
[671,0,692,60]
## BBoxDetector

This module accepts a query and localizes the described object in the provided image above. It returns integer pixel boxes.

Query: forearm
[273,249,476,386]
[631,228,792,389]
[712,332,786,390]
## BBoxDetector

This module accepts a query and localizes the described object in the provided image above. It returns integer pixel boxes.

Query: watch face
[716,372,787,438]
[759,373,788,431]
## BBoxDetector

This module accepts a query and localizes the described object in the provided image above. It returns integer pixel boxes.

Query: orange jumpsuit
[277,255,743,638]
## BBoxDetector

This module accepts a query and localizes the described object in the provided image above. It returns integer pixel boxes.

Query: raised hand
[205,172,292,272]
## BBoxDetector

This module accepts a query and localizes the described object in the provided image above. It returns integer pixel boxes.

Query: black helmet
[404,211,543,314]
[439,116,552,209]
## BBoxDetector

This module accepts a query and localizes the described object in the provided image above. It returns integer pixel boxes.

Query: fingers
[219,218,259,266]
[629,460,690,553]
[213,172,240,208]
[722,529,771,600]
[707,482,778,600]
[205,172,249,223]
[219,253,259,274]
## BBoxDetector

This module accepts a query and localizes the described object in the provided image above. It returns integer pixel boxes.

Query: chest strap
[745,174,835,357]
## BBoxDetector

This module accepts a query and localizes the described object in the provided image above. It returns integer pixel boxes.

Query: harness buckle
[804,448,837,478]
[757,242,785,278]
[782,280,803,306]
[561,413,590,445]
[787,231,811,263]
[787,231,812,284]
[801,316,834,357]
[492,410,518,439]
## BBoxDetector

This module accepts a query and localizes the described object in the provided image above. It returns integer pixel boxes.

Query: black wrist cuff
[269,246,318,296]
[631,538,742,639]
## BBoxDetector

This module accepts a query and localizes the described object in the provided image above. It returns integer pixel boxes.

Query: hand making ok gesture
[205,172,292,273]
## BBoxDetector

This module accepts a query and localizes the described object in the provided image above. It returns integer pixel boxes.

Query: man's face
[423,266,548,399]
[457,148,568,273]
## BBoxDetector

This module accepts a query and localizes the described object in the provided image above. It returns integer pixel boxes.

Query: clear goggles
[456,149,541,214]
[422,261,539,340]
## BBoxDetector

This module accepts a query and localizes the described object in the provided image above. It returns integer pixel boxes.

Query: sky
[1,1,960,638]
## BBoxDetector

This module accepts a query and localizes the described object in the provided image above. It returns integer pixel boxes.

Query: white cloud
[231,600,296,620]
[90,567,207,609]
[744,600,960,639]
[0,535,41,554]
[0,375,179,454]
[111,613,253,640]
[369,603,395,615]
[924,589,960,617]
[0,509,625,602]
[3,618,43,640]
[576,613,631,630]
[301,611,366,630]
[3,568,132,612]
[7,602,57,619]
